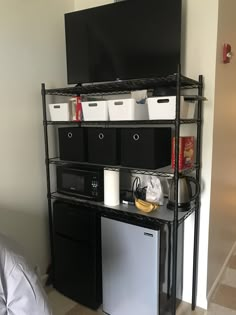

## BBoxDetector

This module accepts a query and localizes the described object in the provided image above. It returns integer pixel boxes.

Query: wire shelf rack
[44,118,201,127]
[49,192,196,225]
[48,158,199,177]
[44,74,200,97]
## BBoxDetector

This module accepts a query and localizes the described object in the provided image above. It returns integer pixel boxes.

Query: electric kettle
[167,175,200,211]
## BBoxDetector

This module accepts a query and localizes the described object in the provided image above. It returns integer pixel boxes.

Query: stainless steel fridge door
[102,217,160,315]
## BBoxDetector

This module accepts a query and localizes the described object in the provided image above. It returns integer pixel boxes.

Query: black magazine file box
[58,127,87,162]
[87,128,120,165]
[120,128,171,169]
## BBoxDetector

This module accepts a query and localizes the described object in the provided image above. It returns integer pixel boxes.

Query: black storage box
[120,128,171,169]
[58,127,87,162]
[87,128,119,165]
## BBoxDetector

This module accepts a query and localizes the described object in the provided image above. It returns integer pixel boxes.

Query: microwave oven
[57,166,104,201]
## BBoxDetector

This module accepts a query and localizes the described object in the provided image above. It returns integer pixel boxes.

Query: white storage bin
[49,103,71,121]
[108,98,148,121]
[82,100,109,121]
[147,96,196,120]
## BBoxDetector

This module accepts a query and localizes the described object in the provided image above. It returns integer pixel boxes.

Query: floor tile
[48,290,77,315]
[206,303,236,315]
[176,301,205,315]
[212,284,236,311]
[66,304,104,315]
[228,255,236,270]
[47,287,236,315]
[221,267,236,288]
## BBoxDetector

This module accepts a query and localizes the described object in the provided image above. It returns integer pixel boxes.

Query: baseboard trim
[207,241,236,302]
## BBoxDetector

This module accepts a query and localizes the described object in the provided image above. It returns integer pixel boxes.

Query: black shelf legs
[191,75,203,310]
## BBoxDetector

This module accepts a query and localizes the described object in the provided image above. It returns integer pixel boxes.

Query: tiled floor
[47,249,236,315]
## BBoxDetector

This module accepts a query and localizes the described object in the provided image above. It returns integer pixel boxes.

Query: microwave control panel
[91,176,100,197]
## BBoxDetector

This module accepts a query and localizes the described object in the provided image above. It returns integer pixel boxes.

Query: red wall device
[223,44,232,63]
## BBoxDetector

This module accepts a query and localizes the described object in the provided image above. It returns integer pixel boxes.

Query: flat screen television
[64,0,182,85]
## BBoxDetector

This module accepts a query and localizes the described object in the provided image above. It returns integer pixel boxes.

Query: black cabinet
[53,201,102,309]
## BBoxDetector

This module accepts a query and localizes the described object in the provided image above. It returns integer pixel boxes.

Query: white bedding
[0,234,52,315]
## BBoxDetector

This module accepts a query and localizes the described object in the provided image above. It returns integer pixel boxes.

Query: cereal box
[171,136,194,170]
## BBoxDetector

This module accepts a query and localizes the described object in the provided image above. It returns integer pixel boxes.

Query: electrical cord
[132,176,140,199]
[132,176,147,200]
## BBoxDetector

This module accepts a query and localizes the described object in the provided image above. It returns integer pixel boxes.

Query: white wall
[181,0,219,308]
[207,0,236,293]
[0,0,74,274]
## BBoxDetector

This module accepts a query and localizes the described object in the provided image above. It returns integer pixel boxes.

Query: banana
[136,198,150,206]
[135,201,153,213]
[135,198,159,213]
[136,198,159,209]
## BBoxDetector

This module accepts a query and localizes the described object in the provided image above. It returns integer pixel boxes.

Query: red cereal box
[171,136,194,170]
[75,96,83,121]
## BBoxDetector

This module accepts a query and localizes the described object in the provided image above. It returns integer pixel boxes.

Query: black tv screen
[65,0,182,85]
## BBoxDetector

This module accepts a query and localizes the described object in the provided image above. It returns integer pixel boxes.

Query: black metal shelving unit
[41,70,204,315]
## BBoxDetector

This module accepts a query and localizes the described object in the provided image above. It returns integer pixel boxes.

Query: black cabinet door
[54,235,93,305]
[53,201,102,310]
[54,201,90,241]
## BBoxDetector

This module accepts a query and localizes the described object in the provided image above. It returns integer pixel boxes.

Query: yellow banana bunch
[135,198,159,213]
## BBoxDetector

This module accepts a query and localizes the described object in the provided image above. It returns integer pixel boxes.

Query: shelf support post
[171,65,181,315]
[191,75,203,309]
[41,83,54,284]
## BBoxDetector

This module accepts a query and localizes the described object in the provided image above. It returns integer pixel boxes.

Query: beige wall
[207,0,236,293]
[74,0,112,10]
[181,0,219,308]
[0,0,74,274]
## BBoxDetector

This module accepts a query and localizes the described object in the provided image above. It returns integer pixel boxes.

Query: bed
[0,234,52,315]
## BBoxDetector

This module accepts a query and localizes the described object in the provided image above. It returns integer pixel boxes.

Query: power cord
[132,176,147,200]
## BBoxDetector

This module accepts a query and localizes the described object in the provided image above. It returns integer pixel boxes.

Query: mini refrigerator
[101,216,160,315]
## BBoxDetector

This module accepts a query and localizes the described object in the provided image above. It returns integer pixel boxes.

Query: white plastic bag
[145,176,164,205]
